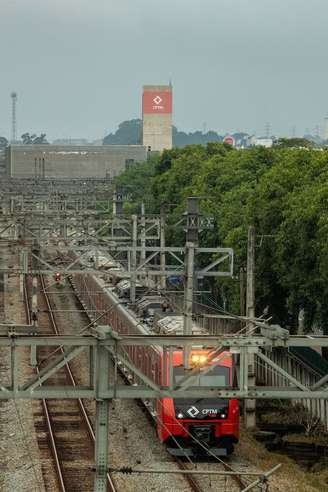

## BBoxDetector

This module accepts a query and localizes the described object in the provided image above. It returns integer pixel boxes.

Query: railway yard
[3,0,328,489]
[0,179,328,492]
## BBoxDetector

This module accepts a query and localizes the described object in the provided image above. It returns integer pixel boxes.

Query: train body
[71,260,239,457]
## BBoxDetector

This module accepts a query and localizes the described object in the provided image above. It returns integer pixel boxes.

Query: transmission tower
[11,92,17,143]
[264,122,271,138]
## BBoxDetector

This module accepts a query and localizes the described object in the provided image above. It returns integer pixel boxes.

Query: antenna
[11,92,17,143]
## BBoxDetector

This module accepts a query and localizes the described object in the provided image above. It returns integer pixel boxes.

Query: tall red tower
[142,84,172,152]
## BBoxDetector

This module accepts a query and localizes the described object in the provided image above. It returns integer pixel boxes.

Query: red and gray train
[70,262,240,457]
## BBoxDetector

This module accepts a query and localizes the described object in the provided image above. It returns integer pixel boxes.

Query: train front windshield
[173,366,230,419]
[173,365,229,387]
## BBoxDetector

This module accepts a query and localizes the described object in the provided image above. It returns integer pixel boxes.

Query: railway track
[175,459,206,492]
[24,275,117,492]
[38,268,255,492]
[70,272,252,492]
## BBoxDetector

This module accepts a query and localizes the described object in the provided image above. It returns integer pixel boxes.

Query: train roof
[156,315,205,336]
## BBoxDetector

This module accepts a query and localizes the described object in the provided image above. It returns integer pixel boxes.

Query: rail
[25,275,118,492]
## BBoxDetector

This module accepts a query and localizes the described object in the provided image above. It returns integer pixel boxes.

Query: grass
[237,427,328,492]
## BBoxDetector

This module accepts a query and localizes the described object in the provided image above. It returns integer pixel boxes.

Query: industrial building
[142,84,173,152]
[323,117,328,141]
[5,144,148,179]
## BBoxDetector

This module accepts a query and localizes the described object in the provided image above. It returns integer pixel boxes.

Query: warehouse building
[6,144,148,178]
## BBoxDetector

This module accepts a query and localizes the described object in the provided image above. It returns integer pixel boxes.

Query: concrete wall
[6,144,148,178]
[143,114,172,152]
[323,118,328,141]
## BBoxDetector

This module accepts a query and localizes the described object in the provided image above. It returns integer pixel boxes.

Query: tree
[33,133,48,144]
[103,119,142,145]
[21,133,36,144]
[115,144,328,339]
[103,119,226,147]
[0,137,8,148]
[21,133,48,144]
[274,137,314,149]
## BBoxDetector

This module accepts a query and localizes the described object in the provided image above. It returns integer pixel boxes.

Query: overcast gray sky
[0,0,327,140]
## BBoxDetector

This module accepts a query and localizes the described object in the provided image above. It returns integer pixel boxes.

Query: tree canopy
[0,137,8,148]
[103,119,225,147]
[116,144,328,335]
[21,133,49,144]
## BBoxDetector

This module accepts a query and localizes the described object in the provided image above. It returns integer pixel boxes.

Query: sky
[0,0,327,141]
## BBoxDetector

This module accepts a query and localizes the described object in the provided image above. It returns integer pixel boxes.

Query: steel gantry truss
[1,323,328,401]
[1,323,328,489]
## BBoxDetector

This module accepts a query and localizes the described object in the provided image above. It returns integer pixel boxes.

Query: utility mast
[245,225,256,428]
[183,197,199,366]
[11,92,17,143]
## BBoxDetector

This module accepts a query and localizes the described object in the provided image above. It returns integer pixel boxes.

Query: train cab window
[173,366,229,387]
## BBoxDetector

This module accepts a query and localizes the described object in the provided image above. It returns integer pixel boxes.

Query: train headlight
[177,412,184,419]
[220,413,227,419]
[191,354,207,365]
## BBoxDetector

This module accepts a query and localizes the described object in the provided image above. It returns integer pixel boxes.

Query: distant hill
[103,119,225,147]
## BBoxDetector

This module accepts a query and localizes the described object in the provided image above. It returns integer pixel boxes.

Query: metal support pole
[245,225,256,428]
[94,339,110,492]
[160,205,166,291]
[239,347,249,392]
[114,186,124,216]
[140,203,146,265]
[183,197,199,366]
[130,215,137,304]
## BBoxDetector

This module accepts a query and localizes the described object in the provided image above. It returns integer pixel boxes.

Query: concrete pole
[31,241,39,327]
[140,203,146,265]
[160,205,166,291]
[183,197,199,367]
[114,186,124,215]
[94,339,110,491]
[244,225,256,428]
[239,266,246,316]
[130,215,137,304]
[20,248,28,299]
[113,186,124,242]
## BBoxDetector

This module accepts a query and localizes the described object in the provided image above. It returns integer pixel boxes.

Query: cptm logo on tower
[152,95,164,110]
[142,87,172,114]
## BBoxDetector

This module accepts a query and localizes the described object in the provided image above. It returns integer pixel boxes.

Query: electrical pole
[183,197,199,366]
[140,203,146,265]
[239,266,246,316]
[113,186,124,216]
[245,225,256,428]
[94,329,110,491]
[130,214,137,304]
[160,205,166,291]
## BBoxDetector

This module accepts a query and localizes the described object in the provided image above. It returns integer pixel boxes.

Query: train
[70,251,240,457]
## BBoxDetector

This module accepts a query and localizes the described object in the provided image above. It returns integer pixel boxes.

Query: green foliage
[115,156,157,213]
[116,144,328,333]
[274,137,315,149]
[0,136,8,148]
[103,119,225,147]
[103,119,142,145]
[172,126,223,147]
[21,133,48,144]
